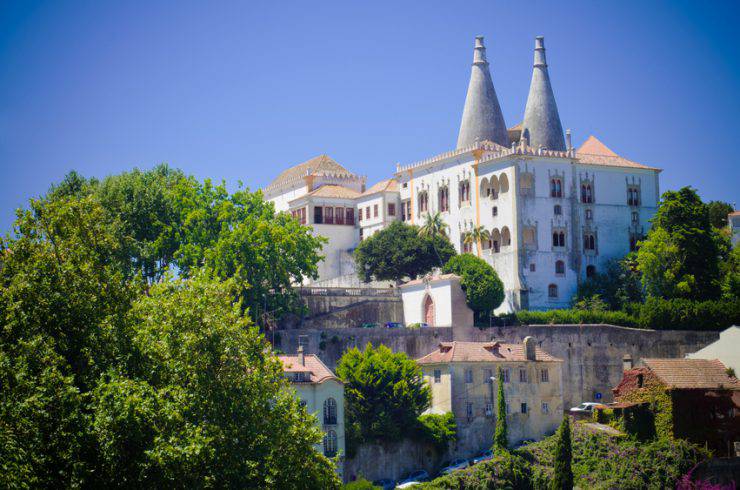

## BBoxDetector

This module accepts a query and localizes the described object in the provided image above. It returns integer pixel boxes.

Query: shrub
[420,450,533,489]
[415,413,456,452]
[638,297,740,330]
[550,417,573,490]
[514,309,640,328]
[343,478,379,489]
[443,254,505,315]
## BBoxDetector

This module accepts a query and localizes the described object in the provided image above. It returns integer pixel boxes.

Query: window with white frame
[434,369,441,383]
[542,402,549,414]
[465,368,473,384]
[541,369,549,382]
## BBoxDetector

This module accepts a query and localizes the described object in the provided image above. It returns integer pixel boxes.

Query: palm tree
[464,225,490,257]
[418,212,448,266]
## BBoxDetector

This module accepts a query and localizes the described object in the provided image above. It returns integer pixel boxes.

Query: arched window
[548,284,558,298]
[438,186,449,212]
[418,191,428,214]
[490,175,500,199]
[480,177,490,198]
[581,184,593,204]
[459,180,471,206]
[552,231,565,248]
[518,173,532,196]
[555,260,565,275]
[584,233,596,251]
[323,398,337,425]
[523,227,536,247]
[501,227,511,246]
[423,295,435,326]
[554,204,562,216]
[491,229,501,253]
[586,265,596,278]
[499,173,509,194]
[550,178,562,198]
[323,430,338,457]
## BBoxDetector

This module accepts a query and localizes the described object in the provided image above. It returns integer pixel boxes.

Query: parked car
[569,402,605,413]
[385,322,403,329]
[361,322,379,328]
[396,470,430,487]
[419,322,430,328]
[440,458,469,474]
[470,449,493,465]
[372,479,395,490]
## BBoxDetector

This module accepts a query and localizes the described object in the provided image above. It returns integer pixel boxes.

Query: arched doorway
[423,295,435,326]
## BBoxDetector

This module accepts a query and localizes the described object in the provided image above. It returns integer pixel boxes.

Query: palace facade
[264,35,660,311]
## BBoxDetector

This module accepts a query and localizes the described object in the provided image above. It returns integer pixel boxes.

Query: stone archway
[423,295,435,326]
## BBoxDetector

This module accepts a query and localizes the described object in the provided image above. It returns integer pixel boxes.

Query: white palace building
[263,36,660,312]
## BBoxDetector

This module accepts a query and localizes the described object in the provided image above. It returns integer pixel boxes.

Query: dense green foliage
[573,257,642,310]
[637,187,727,301]
[443,253,504,316]
[494,367,508,450]
[342,478,380,489]
[706,200,734,229]
[506,297,740,331]
[550,417,573,490]
[416,413,457,452]
[519,424,709,490]
[354,221,456,282]
[422,423,710,490]
[336,344,431,447]
[421,450,533,489]
[0,171,338,488]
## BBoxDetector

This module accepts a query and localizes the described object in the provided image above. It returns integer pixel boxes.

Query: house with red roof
[416,337,563,455]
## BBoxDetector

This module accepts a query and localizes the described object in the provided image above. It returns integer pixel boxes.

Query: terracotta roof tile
[576,136,660,171]
[416,341,560,364]
[266,155,355,190]
[303,184,361,200]
[278,354,340,384]
[361,178,399,196]
[642,358,738,390]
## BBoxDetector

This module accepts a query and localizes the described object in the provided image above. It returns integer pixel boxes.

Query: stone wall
[274,323,719,409]
[281,287,404,329]
[344,439,442,483]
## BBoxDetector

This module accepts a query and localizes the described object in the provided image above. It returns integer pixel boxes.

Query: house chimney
[298,345,305,366]
[523,336,536,361]
[622,354,633,372]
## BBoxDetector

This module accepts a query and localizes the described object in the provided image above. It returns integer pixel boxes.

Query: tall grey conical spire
[521,36,566,151]
[456,36,509,149]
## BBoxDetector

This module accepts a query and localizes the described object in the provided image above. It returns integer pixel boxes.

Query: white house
[264,35,660,311]
[399,273,473,327]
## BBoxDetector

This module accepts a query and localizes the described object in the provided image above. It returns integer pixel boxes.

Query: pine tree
[493,366,508,450]
[551,416,573,490]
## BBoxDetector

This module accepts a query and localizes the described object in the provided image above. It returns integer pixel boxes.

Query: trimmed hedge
[496,298,739,331]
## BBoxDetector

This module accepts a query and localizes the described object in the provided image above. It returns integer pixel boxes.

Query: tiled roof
[576,136,660,171]
[642,358,738,390]
[361,178,399,196]
[304,184,361,200]
[416,341,560,364]
[278,354,340,384]
[401,273,459,287]
[266,155,355,190]
[729,211,740,217]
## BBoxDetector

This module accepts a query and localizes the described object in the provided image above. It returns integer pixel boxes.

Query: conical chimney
[521,36,566,151]
[456,36,510,149]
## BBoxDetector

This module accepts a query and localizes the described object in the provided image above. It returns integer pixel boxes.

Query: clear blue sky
[1,1,739,231]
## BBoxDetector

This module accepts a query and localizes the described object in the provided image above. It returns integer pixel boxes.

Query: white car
[470,449,493,465]
[569,402,603,413]
[440,458,469,474]
[396,470,429,488]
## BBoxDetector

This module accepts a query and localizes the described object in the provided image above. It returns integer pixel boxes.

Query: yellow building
[279,347,345,475]
[417,337,563,455]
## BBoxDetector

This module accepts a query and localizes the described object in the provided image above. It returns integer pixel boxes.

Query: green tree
[443,254,504,318]
[91,272,339,488]
[637,187,725,300]
[464,225,490,258]
[550,416,573,490]
[336,343,430,445]
[418,212,450,266]
[706,200,734,229]
[574,257,643,310]
[494,367,508,450]
[354,221,455,283]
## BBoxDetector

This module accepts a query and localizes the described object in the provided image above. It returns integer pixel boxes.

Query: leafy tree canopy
[706,200,734,229]
[336,343,430,445]
[354,221,455,283]
[0,170,338,488]
[637,187,728,301]
[574,257,643,310]
[443,253,505,315]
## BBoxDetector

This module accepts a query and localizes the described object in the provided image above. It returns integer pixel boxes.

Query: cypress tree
[551,416,573,490]
[493,366,508,450]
